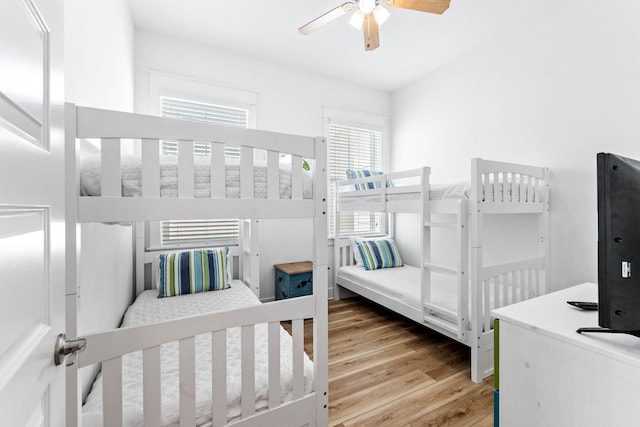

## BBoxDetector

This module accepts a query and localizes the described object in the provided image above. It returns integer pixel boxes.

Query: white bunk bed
[334,159,549,383]
[64,104,328,427]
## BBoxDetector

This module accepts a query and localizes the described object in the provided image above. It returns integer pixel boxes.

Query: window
[159,96,249,247]
[327,119,385,237]
[160,97,245,158]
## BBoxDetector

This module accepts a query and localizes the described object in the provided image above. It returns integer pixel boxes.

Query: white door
[0,0,65,426]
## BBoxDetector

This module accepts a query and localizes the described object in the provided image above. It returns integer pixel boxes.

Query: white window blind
[328,123,384,236]
[160,96,248,247]
[160,97,246,157]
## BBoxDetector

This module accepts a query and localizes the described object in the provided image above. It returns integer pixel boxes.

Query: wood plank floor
[286,296,494,426]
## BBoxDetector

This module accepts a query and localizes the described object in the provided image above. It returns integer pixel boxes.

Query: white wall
[65,0,135,110]
[65,0,135,398]
[134,30,390,299]
[390,1,640,291]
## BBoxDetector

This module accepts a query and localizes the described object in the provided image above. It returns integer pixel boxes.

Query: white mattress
[337,264,458,313]
[80,155,313,199]
[81,282,314,426]
[339,178,541,203]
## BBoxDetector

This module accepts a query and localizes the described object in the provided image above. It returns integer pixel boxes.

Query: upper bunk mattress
[81,282,314,426]
[338,178,541,204]
[80,155,313,199]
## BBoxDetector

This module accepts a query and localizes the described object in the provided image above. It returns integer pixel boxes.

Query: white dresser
[493,282,640,427]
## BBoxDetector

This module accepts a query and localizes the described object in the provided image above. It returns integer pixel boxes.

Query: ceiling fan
[298,0,450,51]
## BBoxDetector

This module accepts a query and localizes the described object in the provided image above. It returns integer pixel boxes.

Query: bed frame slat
[210,142,226,198]
[268,321,281,409]
[211,330,227,427]
[291,155,303,200]
[143,346,161,427]
[292,318,305,399]
[178,140,194,198]
[241,325,256,418]
[240,146,253,199]
[141,138,160,197]
[179,336,196,427]
[267,151,279,199]
[101,138,121,197]
[102,356,123,427]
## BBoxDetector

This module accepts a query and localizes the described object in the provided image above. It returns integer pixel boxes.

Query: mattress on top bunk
[81,282,314,427]
[339,178,541,203]
[337,264,458,313]
[80,155,313,199]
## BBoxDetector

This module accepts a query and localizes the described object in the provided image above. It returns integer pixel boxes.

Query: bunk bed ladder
[421,198,469,339]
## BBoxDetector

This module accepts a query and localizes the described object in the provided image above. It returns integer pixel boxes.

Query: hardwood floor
[287,296,495,426]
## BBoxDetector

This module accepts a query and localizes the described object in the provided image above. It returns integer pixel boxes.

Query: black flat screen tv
[597,152,640,333]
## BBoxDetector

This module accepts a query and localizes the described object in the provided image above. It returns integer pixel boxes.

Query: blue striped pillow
[158,248,230,298]
[354,238,403,270]
[346,169,393,191]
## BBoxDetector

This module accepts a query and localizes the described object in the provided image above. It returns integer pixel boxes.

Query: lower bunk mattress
[337,264,458,313]
[337,264,532,328]
[81,282,314,426]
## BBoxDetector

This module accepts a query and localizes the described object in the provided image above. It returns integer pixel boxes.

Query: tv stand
[577,327,640,337]
[493,283,640,427]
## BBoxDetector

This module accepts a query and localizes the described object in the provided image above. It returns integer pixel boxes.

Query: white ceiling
[127,0,555,92]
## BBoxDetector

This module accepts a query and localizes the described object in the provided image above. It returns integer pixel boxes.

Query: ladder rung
[422,312,458,334]
[423,262,458,275]
[424,302,457,322]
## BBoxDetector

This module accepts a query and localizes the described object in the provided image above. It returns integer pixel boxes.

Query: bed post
[134,222,145,295]
[333,180,342,301]
[312,136,329,426]
[470,158,484,383]
[540,168,550,295]
[64,103,81,427]
[420,166,430,326]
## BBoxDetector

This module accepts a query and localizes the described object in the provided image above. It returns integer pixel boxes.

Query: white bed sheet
[81,282,314,427]
[338,178,541,203]
[80,155,313,199]
[337,264,458,313]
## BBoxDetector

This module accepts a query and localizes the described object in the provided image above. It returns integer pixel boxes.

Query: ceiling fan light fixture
[373,4,390,26]
[359,0,376,14]
[349,9,365,30]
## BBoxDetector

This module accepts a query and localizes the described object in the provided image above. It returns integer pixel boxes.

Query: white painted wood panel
[103,357,123,427]
[267,321,281,409]
[495,284,640,427]
[0,1,65,426]
[211,330,226,427]
[210,142,225,198]
[75,106,316,158]
[178,140,194,198]
[101,137,121,197]
[141,138,160,197]
[240,146,253,199]
[240,325,256,418]
[142,346,161,427]
[179,337,196,427]
[266,151,279,199]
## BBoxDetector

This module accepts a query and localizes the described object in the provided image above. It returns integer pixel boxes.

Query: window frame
[323,107,389,239]
[146,72,257,250]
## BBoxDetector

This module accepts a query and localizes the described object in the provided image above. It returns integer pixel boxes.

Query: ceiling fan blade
[384,0,450,14]
[363,13,380,51]
[299,2,356,35]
